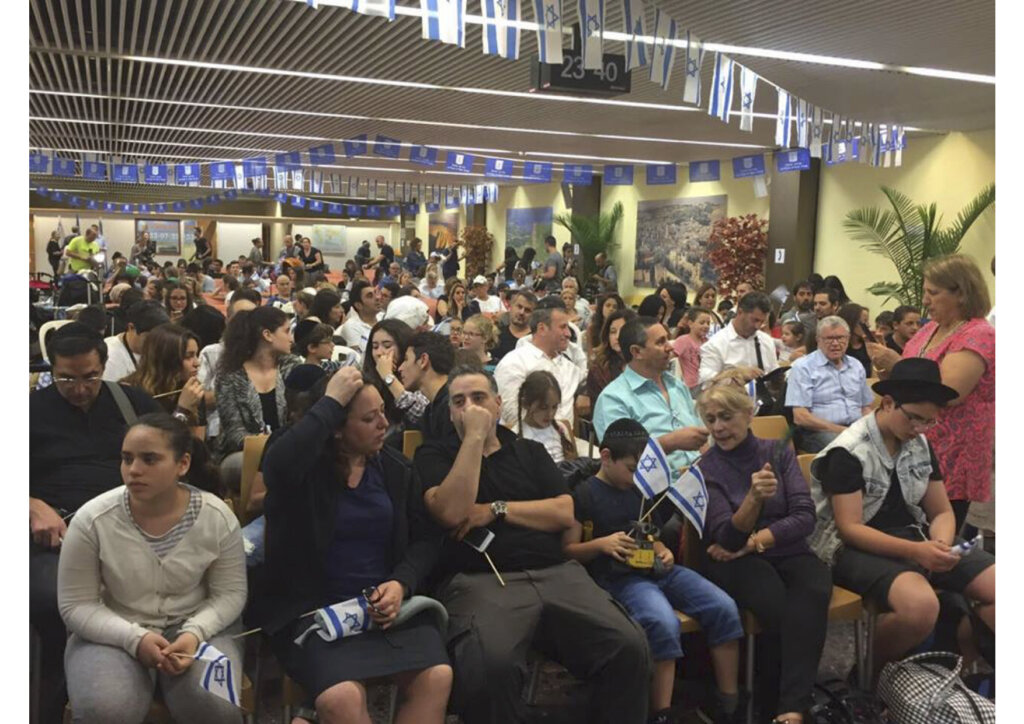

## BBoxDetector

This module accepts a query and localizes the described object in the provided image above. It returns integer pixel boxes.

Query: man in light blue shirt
[594,317,708,471]
[785,315,874,452]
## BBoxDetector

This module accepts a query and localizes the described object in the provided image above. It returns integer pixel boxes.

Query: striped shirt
[122,484,203,558]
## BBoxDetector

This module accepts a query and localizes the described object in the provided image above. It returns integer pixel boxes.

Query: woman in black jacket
[258,367,451,723]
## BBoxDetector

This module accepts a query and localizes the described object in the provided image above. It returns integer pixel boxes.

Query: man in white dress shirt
[494,301,584,428]
[338,279,381,354]
[698,291,778,389]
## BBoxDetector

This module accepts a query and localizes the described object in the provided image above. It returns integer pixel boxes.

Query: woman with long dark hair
[162,281,195,324]
[363,320,429,440]
[498,247,519,284]
[587,308,637,399]
[658,282,689,334]
[638,293,667,325]
[256,368,451,723]
[694,282,725,334]
[586,293,625,357]
[518,247,539,288]
[837,302,876,376]
[123,324,206,435]
[215,306,302,490]
[309,288,344,328]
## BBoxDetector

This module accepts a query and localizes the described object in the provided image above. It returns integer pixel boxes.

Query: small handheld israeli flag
[745,379,763,414]
[648,9,677,91]
[633,438,673,500]
[193,642,239,707]
[667,465,709,537]
[708,53,735,122]
[295,597,372,646]
[533,0,563,64]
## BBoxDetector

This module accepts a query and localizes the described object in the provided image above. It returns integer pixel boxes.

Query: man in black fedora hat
[805,357,995,674]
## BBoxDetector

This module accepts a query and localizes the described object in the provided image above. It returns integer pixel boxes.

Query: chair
[749,415,790,442]
[403,429,424,459]
[37,319,73,363]
[797,453,815,485]
[238,434,270,526]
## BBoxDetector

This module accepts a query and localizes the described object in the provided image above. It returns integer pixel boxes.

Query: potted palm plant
[554,201,624,285]
[842,184,994,308]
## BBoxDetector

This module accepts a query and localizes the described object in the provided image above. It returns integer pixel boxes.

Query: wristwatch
[490,500,508,521]
[384,374,396,385]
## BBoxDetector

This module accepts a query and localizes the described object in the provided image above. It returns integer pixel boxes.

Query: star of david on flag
[775,88,795,147]
[666,464,709,537]
[620,0,648,70]
[533,0,563,64]
[708,53,735,122]
[648,9,677,91]
[578,0,605,70]
[738,65,758,132]
[193,642,239,707]
[633,438,672,500]
[681,29,705,104]
[482,0,520,59]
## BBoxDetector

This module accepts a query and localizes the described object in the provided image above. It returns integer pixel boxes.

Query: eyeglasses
[53,374,103,389]
[462,330,483,338]
[896,405,938,431]
[821,335,849,344]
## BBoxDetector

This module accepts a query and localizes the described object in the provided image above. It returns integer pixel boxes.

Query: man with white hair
[561,276,591,329]
[785,315,875,452]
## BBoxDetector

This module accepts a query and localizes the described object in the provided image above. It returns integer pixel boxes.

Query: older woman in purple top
[697,384,831,724]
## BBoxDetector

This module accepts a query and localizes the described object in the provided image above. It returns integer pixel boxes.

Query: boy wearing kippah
[563,419,744,724]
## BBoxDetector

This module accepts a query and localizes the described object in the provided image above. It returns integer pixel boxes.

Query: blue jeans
[242,515,266,567]
[795,428,840,453]
[601,566,743,661]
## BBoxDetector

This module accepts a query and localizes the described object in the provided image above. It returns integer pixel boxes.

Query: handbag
[877,651,995,724]
[806,679,886,724]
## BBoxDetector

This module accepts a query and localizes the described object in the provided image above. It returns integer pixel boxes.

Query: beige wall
[815,130,996,312]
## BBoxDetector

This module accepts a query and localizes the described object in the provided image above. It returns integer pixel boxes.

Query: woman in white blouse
[58,413,246,723]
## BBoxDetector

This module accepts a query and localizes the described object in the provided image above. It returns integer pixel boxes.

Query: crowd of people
[29,227,996,724]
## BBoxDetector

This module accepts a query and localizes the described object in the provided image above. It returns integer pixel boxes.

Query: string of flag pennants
[296,0,909,167]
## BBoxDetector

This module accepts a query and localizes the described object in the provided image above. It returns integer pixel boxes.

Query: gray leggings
[65,623,243,724]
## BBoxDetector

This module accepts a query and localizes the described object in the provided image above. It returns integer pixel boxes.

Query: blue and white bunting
[648,9,677,91]
[621,0,647,70]
[796,100,811,149]
[372,135,402,159]
[294,598,372,646]
[809,105,824,158]
[533,0,563,64]
[30,153,50,174]
[666,464,709,536]
[242,157,267,179]
[344,135,369,157]
[482,0,520,59]
[309,143,336,166]
[290,195,307,209]
[578,0,605,70]
[523,161,553,182]
[633,438,672,500]
[421,0,467,47]
[275,151,302,171]
[144,164,168,184]
[52,157,76,176]
[681,29,705,104]
[409,145,439,167]
[209,162,234,189]
[688,159,720,182]
[113,164,139,184]
[327,202,344,215]
[563,164,593,185]
[708,53,735,122]
[484,158,515,178]
[193,643,239,708]
[175,164,200,185]
[603,164,634,185]
[738,65,757,132]
[732,153,766,178]
[646,163,676,185]
[775,88,794,147]
[445,151,475,173]
[309,199,324,212]
[83,160,107,181]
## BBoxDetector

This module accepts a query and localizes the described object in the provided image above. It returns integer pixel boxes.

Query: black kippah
[284,364,327,392]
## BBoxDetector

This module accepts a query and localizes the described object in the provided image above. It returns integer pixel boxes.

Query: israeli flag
[290,195,307,209]
[176,163,200,185]
[648,9,677,91]
[445,151,475,173]
[775,88,794,147]
[29,153,50,173]
[144,164,168,184]
[410,145,439,167]
[666,465,709,537]
[809,106,824,158]
[421,0,467,47]
[83,160,108,181]
[291,169,305,191]
[335,0,396,20]
[578,0,605,70]
[738,65,757,132]
[633,438,673,500]
[52,156,76,177]
[242,157,267,179]
[533,0,563,64]
[821,111,834,164]
[745,379,763,413]
[620,0,647,70]
[193,642,239,707]
[309,199,324,212]
[482,0,520,60]
[893,124,905,167]
[234,164,246,189]
[294,598,372,646]
[688,159,719,183]
[645,163,675,185]
[372,135,402,159]
[310,170,324,193]
[708,53,735,122]
[309,143,336,166]
[796,100,810,149]
[681,29,705,104]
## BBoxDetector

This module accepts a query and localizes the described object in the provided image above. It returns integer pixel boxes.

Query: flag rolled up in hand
[633,437,673,500]
[293,597,372,646]
[666,464,709,537]
[193,642,239,707]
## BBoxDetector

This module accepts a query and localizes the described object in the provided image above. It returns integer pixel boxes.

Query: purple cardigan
[701,434,815,558]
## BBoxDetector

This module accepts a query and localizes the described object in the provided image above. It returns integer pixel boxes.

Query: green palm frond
[555,201,624,279]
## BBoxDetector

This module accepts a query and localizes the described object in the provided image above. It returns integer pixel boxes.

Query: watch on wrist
[384,374,396,385]
[490,500,508,521]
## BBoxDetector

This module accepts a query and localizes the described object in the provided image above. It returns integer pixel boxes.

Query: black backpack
[57,276,100,307]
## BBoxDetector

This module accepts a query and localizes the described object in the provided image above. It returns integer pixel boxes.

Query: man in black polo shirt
[492,289,536,363]
[415,366,650,724]
[30,324,160,721]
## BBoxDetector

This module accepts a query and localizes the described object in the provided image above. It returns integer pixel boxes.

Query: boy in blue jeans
[564,419,744,724]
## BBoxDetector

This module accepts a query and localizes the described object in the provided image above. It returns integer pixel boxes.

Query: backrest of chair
[403,429,424,459]
[865,377,881,410]
[678,517,708,573]
[239,434,270,525]
[797,453,815,487]
[38,319,73,363]
[750,415,789,441]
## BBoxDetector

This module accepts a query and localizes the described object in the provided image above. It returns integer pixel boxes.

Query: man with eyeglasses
[30,323,160,722]
[806,358,994,673]
[785,315,874,453]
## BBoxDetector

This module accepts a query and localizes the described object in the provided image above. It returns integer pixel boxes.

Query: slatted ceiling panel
[30,0,993,204]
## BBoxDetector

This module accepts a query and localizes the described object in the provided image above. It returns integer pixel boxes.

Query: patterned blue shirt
[784,349,874,425]
[593,365,701,471]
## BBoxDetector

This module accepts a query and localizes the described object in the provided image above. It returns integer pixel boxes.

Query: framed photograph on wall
[136,218,181,256]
